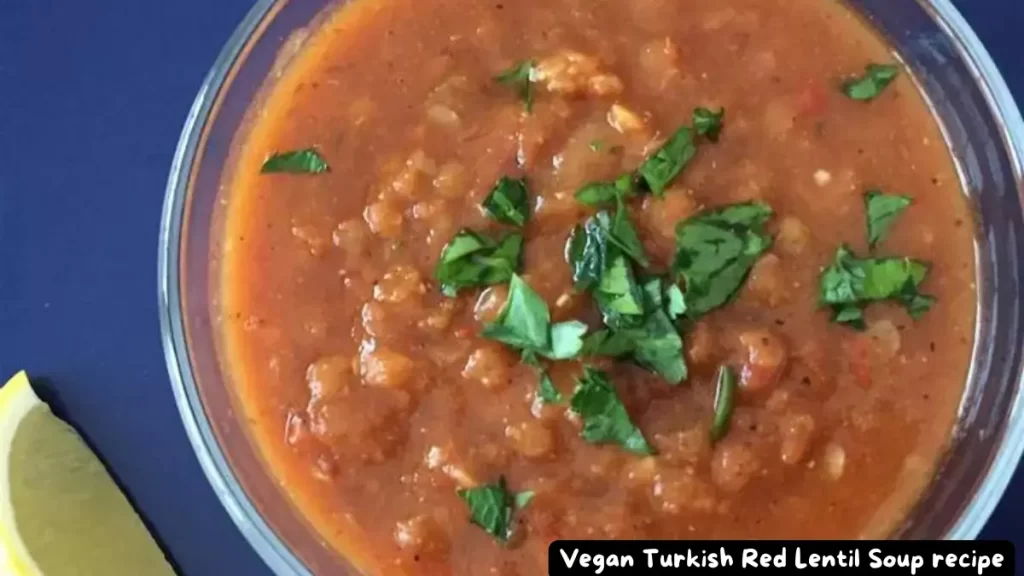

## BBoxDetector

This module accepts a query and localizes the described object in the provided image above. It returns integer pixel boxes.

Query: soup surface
[219,0,976,573]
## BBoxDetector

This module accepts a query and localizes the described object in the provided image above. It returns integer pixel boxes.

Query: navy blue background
[0,2,1020,575]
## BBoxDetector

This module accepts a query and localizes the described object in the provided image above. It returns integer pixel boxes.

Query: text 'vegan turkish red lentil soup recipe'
[217,0,976,573]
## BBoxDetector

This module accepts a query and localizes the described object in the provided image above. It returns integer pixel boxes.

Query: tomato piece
[796,80,828,117]
[843,334,873,388]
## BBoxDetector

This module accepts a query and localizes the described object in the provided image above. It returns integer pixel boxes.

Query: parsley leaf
[594,251,645,329]
[865,190,912,249]
[576,183,619,207]
[436,230,523,297]
[819,245,935,322]
[547,320,589,360]
[260,149,329,174]
[637,107,725,196]
[638,125,696,196]
[538,372,563,403]
[514,490,535,510]
[821,245,930,302]
[633,316,687,383]
[665,283,687,320]
[841,63,900,101]
[672,202,774,318]
[832,303,866,330]
[901,290,937,320]
[496,60,536,112]
[482,275,551,351]
[693,107,725,142]
[632,278,687,384]
[567,218,608,291]
[589,140,605,152]
[482,176,531,227]
[575,174,635,207]
[581,330,636,358]
[566,209,649,288]
[457,477,533,543]
[710,365,737,442]
[483,275,587,360]
[570,367,654,455]
[583,277,687,385]
[523,352,565,404]
[608,200,649,268]
[486,277,586,402]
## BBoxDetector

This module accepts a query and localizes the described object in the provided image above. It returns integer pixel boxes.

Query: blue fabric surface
[0,2,1020,574]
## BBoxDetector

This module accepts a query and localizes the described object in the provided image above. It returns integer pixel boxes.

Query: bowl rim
[922,0,1024,540]
[158,0,1024,572]
[158,0,312,573]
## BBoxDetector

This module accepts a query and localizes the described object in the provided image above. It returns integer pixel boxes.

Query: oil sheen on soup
[218,0,976,573]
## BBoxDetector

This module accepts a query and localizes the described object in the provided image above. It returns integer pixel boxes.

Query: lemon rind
[0,372,45,576]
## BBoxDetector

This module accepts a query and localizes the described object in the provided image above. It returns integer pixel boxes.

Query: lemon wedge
[0,371,175,575]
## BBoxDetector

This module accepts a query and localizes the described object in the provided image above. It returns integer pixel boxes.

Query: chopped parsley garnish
[537,371,563,403]
[567,204,649,286]
[819,245,935,327]
[594,252,646,329]
[567,216,608,291]
[435,230,523,297]
[607,200,648,267]
[589,140,606,152]
[260,149,329,174]
[523,353,565,405]
[693,107,726,142]
[633,278,688,384]
[568,197,684,383]
[822,186,932,328]
[483,176,531,227]
[483,275,587,399]
[710,365,737,442]
[495,60,536,112]
[583,277,687,384]
[636,107,725,196]
[575,174,635,207]
[457,477,533,544]
[570,367,653,455]
[664,283,687,320]
[638,125,696,197]
[865,190,912,249]
[902,289,937,319]
[841,63,900,101]
[581,330,636,358]
[567,208,650,330]
[672,202,774,319]
[832,304,866,329]
[483,274,554,351]
[514,489,536,509]
[545,319,590,360]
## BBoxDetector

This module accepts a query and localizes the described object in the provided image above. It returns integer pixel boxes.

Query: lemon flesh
[0,372,175,576]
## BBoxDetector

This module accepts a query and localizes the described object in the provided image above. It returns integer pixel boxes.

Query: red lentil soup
[218,0,976,573]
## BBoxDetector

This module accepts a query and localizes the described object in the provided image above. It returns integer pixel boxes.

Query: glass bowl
[158,0,1024,573]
